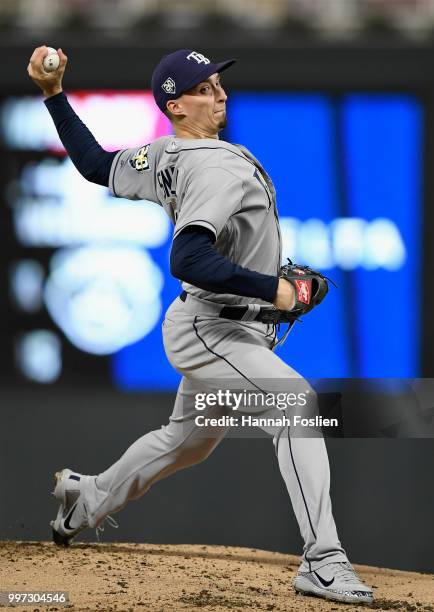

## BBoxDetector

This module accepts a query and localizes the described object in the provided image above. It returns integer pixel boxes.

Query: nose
[217,83,227,103]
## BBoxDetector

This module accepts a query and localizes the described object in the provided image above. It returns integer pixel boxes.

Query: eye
[200,85,210,94]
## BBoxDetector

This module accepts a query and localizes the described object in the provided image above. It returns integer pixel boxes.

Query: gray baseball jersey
[90,134,349,573]
[109,136,282,305]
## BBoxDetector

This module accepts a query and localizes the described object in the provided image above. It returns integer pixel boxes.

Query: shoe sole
[294,576,374,604]
[51,526,71,547]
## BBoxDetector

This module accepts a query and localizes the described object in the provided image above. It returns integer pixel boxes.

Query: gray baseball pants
[83,294,348,571]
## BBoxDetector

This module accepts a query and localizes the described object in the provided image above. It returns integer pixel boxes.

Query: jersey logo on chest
[157,166,177,199]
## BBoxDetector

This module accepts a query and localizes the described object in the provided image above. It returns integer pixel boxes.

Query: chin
[217,116,228,130]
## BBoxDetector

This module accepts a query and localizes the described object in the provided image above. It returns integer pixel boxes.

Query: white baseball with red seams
[43,47,60,73]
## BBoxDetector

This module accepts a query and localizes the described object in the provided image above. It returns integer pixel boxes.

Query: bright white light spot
[16,330,62,384]
[13,157,170,248]
[331,218,367,270]
[10,260,45,312]
[280,216,407,271]
[44,246,164,355]
[1,93,171,151]
[364,218,407,270]
[300,218,333,269]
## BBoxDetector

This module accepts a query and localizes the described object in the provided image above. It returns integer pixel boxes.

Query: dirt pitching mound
[0,541,433,612]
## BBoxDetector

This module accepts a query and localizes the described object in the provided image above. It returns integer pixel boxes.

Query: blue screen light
[343,95,422,376]
[112,92,423,390]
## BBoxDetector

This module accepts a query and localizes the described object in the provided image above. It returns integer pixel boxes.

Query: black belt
[179,291,278,323]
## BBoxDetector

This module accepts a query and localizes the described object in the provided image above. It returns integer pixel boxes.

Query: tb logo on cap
[186,51,210,65]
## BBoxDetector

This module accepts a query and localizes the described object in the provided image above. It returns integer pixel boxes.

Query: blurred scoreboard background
[0,88,423,389]
[2,5,434,572]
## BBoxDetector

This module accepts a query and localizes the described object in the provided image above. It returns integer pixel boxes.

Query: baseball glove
[259,259,334,324]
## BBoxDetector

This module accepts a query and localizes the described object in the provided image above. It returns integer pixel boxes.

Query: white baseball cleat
[50,468,90,547]
[293,561,374,604]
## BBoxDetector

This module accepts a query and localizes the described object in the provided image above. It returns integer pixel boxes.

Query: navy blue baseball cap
[151,49,236,112]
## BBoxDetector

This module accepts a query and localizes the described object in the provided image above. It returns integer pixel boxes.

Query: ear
[166,99,184,117]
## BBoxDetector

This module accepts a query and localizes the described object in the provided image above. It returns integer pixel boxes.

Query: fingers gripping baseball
[27,46,67,98]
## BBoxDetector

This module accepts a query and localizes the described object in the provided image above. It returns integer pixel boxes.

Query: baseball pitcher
[27,46,373,604]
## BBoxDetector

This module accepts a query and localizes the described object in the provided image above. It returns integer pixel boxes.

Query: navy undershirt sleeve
[44,92,117,187]
[170,227,279,303]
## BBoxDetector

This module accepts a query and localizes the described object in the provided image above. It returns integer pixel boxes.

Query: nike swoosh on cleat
[63,502,78,531]
[314,572,335,587]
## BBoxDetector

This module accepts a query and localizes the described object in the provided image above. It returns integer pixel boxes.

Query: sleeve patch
[129,144,150,172]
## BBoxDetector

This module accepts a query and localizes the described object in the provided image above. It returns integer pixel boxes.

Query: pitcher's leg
[273,428,347,570]
[231,392,347,569]
[188,322,348,570]
[84,377,229,527]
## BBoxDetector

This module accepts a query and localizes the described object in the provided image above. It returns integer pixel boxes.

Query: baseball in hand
[43,47,60,72]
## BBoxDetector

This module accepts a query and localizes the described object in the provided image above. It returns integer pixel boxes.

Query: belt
[179,291,277,323]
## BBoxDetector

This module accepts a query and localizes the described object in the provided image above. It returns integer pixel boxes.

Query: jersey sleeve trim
[108,149,125,198]
[173,220,217,241]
